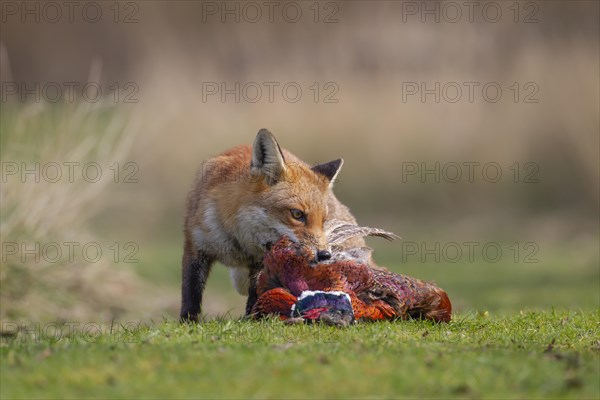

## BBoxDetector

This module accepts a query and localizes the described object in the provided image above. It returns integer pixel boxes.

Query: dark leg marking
[180,252,213,323]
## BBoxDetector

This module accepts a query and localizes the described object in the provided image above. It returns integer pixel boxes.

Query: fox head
[241,128,343,262]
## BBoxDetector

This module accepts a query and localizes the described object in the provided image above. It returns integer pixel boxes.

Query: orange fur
[180,129,365,321]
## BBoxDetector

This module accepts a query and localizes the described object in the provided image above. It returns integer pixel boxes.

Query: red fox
[180,129,367,322]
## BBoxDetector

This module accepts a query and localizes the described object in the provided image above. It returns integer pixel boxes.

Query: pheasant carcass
[252,222,452,325]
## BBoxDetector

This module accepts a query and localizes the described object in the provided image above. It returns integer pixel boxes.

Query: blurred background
[1,1,598,322]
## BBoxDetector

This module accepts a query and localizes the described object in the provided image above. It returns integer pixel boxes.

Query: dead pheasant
[252,223,451,325]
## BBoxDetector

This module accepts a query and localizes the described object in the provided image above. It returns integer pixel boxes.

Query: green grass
[2,310,599,399]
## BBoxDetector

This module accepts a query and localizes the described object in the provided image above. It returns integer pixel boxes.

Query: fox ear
[312,159,343,186]
[251,128,286,185]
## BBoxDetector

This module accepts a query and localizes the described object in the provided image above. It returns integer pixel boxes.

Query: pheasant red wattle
[252,237,452,323]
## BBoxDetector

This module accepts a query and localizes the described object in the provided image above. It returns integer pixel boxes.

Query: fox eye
[290,208,305,221]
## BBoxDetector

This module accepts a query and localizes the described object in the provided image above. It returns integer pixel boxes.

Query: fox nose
[317,250,332,261]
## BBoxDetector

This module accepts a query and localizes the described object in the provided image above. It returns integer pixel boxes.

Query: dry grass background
[1,1,598,321]
[0,100,179,321]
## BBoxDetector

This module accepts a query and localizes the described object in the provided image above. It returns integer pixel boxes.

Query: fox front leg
[245,264,263,316]
[180,250,214,323]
